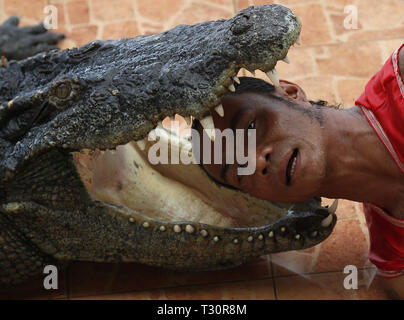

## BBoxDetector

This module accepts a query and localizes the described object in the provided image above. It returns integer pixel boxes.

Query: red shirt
[355,44,404,278]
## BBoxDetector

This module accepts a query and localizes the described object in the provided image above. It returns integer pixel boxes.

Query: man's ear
[278,80,309,102]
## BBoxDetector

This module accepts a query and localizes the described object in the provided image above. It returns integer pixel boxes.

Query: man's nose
[256,146,273,177]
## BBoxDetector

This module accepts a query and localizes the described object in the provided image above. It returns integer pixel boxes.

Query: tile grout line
[62,0,71,32]
[131,0,145,36]
[269,255,278,300]
[232,0,237,14]
[271,266,377,281]
[162,0,192,32]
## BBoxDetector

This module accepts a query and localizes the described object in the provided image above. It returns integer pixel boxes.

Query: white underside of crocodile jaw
[73,118,287,228]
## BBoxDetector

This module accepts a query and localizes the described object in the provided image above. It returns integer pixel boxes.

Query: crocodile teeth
[321,214,333,228]
[296,36,302,45]
[282,56,290,64]
[215,104,224,117]
[228,84,236,92]
[185,225,195,234]
[136,139,146,150]
[328,199,339,214]
[266,68,280,87]
[148,129,156,141]
[184,116,192,126]
[200,115,215,130]
[250,70,256,77]
[233,76,240,84]
[200,115,215,141]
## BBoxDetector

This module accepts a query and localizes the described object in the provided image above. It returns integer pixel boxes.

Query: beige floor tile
[275,269,390,300]
[356,0,404,30]
[337,78,369,107]
[68,24,99,46]
[290,4,333,46]
[68,257,271,298]
[91,0,134,22]
[314,219,369,273]
[136,0,187,24]
[294,76,338,104]
[165,1,232,28]
[4,0,46,21]
[316,42,383,78]
[163,278,275,300]
[66,0,90,25]
[102,21,140,40]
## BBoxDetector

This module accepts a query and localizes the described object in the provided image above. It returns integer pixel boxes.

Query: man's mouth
[286,148,299,186]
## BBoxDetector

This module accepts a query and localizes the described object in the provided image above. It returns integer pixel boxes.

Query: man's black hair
[233,76,277,94]
[233,76,336,109]
[234,77,342,127]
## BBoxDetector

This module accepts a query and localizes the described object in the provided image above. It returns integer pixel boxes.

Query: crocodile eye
[49,80,80,109]
[55,83,71,99]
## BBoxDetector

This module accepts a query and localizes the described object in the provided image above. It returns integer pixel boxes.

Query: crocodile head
[0,4,336,283]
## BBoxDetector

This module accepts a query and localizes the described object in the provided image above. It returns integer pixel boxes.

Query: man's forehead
[219,92,264,125]
[223,91,268,107]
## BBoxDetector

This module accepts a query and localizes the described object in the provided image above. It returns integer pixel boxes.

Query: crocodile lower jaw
[73,127,285,229]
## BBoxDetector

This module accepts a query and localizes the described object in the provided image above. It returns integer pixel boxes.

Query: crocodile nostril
[265,154,270,161]
[262,168,267,175]
[231,15,252,35]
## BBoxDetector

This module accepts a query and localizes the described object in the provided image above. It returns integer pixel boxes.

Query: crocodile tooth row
[136,220,320,243]
[134,54,295,148]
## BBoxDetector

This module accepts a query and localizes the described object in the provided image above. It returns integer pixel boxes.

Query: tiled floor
[1,0,403,299]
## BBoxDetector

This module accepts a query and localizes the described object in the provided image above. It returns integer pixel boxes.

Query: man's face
[196,82,327,203]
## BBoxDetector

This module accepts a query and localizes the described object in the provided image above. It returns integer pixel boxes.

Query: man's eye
[247,120,255,130]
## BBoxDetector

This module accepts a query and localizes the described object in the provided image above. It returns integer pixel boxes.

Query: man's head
[194,77,330,203]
